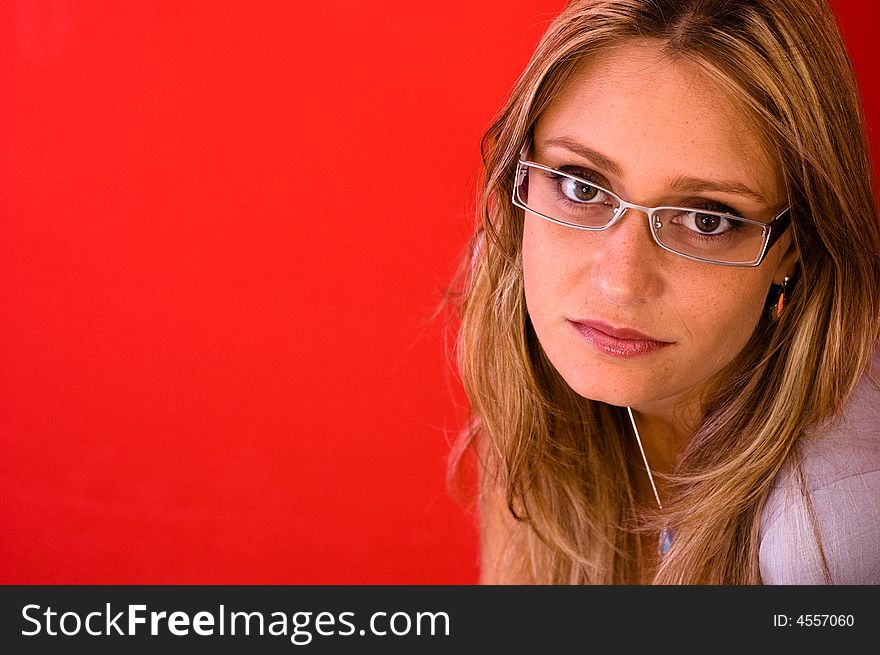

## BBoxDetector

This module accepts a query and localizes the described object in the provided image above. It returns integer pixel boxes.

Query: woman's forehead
[533,40,783,206]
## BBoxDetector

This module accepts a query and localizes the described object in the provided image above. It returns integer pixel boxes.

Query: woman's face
[522,40,797,421]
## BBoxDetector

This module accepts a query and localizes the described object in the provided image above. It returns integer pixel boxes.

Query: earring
[768,275,790,322]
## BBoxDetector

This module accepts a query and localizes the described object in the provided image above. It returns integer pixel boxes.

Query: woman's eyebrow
[542,137,623,178]
[541,136,768,204]
[667,175,767,204]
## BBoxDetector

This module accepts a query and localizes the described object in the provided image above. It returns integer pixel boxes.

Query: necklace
[626,406,674,557]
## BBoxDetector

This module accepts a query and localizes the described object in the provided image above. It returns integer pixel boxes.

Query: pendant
[658,526,674,557]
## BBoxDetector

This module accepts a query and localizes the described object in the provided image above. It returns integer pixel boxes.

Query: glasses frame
[512,158,791,267]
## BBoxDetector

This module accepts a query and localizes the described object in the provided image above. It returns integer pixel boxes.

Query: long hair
[447,0,880,583]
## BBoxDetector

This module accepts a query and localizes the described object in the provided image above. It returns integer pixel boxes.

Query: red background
[1,1,877,584]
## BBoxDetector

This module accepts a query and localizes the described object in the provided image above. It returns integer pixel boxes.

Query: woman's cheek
[524,220,584,296]
[682,278,766,369]
[522,221,564,318]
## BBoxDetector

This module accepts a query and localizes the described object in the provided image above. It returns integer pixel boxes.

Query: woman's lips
[570,319,673,358]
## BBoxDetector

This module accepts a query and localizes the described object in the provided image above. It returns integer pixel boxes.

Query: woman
[448,0,880,584]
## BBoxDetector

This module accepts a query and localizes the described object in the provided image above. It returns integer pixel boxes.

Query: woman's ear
[772,232,800,285]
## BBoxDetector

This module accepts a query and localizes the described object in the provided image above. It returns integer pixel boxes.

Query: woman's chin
[556,370,676,410]
[560,377,641,408]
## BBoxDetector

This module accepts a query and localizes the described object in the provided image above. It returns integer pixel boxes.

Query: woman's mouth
[570,319,673,358]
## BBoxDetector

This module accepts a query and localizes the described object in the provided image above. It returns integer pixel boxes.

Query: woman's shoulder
[758,351,880,584]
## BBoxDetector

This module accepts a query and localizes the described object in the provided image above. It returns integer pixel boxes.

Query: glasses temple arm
[765,208,792,251]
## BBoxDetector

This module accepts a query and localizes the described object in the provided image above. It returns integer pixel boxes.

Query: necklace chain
[626,406,674,558]
[626,406,662,510]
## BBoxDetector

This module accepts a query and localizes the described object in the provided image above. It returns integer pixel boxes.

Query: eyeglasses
[512,159,790,267]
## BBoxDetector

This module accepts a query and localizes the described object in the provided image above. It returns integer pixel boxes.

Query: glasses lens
[653,208,767,265]
[517,163,616,228]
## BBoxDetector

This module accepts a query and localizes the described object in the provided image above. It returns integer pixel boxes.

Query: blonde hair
[447,0,880,583]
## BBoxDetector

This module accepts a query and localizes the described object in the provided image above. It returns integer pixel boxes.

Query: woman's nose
[589,208,663,306]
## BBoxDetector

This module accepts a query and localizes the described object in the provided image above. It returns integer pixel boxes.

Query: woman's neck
[628,409,690,473]
[624,402,700,582]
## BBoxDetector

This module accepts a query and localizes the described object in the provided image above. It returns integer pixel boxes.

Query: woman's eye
[559,177,601,203]
[679,211,733,235]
